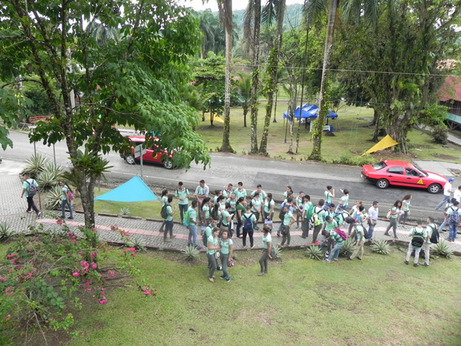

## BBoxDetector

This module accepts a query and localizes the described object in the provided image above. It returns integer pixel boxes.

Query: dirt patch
[239,308,274,326]
[431,153,460,160]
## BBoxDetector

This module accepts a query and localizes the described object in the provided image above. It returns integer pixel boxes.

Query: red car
[361,160,448,194]
[120,136,173,169]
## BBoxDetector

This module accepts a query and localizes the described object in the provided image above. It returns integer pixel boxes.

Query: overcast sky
[177,0,304,12]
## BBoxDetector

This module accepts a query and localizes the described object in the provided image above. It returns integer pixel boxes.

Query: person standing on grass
[384,200,402,239]
[281,205,296,247]
[21,172,40,217]
[435,178,454,210]
[312,199,327,245]
[258,226,273,276]
[219,230,233,282]
[324,228,345,263]
[59,181,74,220]
[207,228,220,283]
[163,195,175,242]
[175,181,189,223]
[405,220,427,267]
[399,194,412,226]
[367,201,379,241]
[446,200,460,243]
[348,217,364,261]
[241,205,256,248]
[324,185,335,210]
[301,195,314,239]
[422,217,438,267]
[159,189,169,233]
[194,179,209,223]
[235,197,246,238]
[186,200,199,249]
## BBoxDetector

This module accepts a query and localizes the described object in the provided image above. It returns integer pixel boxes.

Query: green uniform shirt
[314,207,327,225]
[161,195,168,207]
[220,238,233,255]
[202,205,210,219]
[264,199,275,214]
[262,233,272,249]
[330,230,344,245]
[325,191,333,204]
[390,206,400,219]
[303,201,314,219]
[207,235,218,255]
[251,198,262,213]
[61,185,69,201]
[402,200,410,212]
[188,207,196,223]
[283,211,294,226]
[354,224,364,242]
[325,219,338,232]
[221,210,231,226]
[175,188,189,205]
[166,205,173,221]
[234,188,247,199]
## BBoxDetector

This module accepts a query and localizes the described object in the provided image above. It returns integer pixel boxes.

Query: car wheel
[163,159,173,169]
[427,183,441,194]
[125,155,136,165]
[376,179,389,189]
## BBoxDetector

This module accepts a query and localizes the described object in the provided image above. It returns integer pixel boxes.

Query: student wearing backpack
[175,181,190,223]
[59,181,74,220]
[348,217,365,261]
[258,226,273,276]
[446,200,460,242]
[277,197,294,237]
[405,220,427,267]
[312,199,327,245]
[207,228,220,283]
[241,205,256,248]
[163,195,175,242]
[422,217,438,267]
[301,195,314,239]
[158,189,169,233]
[219,230,233,282]
[324,228,345,263]
[235,197,246,238]
[21,172,41,216]
[186,200,199,249]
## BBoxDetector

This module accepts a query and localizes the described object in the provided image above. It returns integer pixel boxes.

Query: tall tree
[0,0,209,227]
[259,0,286,154]
[235,72,252,127]
[218,0,234,152]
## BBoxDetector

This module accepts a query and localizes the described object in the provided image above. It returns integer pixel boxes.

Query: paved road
[2,130,461,220]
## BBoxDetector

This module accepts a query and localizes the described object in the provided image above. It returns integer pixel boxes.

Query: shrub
[433,240,452,258]
[331,152,374,166]
[45,185,63,210]
[182,245,200,261]
[305,245,323,260]
[120,207,130,216]
[431,125,448,144]
[340,238,356,257]
[37,162,64,191]
[23,154,48,178]
[271,245,282,260]
[371,240,391,255]
[0,222,13,242]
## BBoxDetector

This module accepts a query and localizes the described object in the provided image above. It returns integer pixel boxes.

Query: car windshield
[412,163,428,177]
[372,161,387,170]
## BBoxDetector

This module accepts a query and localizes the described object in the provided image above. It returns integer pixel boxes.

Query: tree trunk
[272,89,278,123]
[249,0,261,154]
[372,108,380,142]
[308,0,338,161]
[243,106,248,127]
[219,0,233,152]
[259,0,285,155]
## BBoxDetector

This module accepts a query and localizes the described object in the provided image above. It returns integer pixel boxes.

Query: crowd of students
[158,179,460,282]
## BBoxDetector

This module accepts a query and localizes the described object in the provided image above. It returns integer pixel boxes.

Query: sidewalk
[1,160,460,256]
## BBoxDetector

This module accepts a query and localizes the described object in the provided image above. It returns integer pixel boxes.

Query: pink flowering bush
[0,223,154,343]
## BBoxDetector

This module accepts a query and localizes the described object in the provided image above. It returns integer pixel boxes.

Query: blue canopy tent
[283,103,338,119]
[95,176,158,202]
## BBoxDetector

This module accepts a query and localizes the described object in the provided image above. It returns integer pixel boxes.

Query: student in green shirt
[241,205,257,248]
[263,193,275,222]
[301,195,314,239]
[312,199,327,245]
[159,189,169,233]
[234,182,247,199]
[281,205,296,247]
[348,217,364,260]
[202,219,218,247]
[219,230,233,282]
[186,200,199,248]
[251,192,262,229]
[220,203,232,234]
[175,181,190,223]
[405,220,427,267]
[294,191,305,229]
[235,197,246,238]
[384,200,402,239]
[399,194,412,226]
[325,228,345,262]
[207,228,220,283]
[258,226,273,276]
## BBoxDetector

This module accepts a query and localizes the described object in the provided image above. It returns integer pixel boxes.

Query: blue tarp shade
[95,176,158,202]
[283,103,338,119]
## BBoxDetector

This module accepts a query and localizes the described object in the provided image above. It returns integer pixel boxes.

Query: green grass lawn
[69,246,461,345]
[197,102,461,164]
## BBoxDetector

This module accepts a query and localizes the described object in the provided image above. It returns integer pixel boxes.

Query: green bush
[331,152,375,166]
[340,238,356,257]
[23,154,48,178]
[433,240,452,258]
[305,245,323,260]
[371,240,391,255]
[182,245,200,261]
[431,125,448,144]
[271,244,282,260]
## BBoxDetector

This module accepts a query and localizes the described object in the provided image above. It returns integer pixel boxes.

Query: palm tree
[218,0,234,152]
[307,0,377,161]
[236,72,252,127]
[259,0,286,154]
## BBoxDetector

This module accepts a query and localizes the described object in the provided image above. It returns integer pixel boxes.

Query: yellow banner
[362,135,398,156]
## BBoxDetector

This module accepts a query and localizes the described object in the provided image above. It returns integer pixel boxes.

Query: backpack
[243,213,254,231]
[355,225,369,240]
[183,209,191,227]
[278,203,286,221]
[335,229,347,241]
[66,187,75,201]
[26,180,37,197]
[411,229,425,248]
[429,224,439,244]
[160,204,170,219]
[449,207,459,224]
